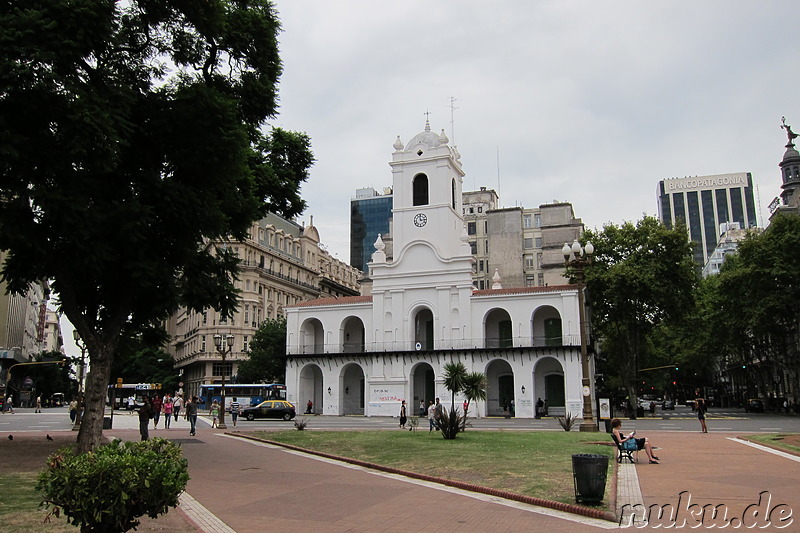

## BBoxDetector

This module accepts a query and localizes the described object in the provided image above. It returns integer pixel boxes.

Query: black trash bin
[103,416,112,429]
[603,419,612,433]
[572,454,609,504]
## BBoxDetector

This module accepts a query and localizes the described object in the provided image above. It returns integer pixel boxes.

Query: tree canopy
[0,1,313,451]
[582,217,697,413]
[709,214,800,403]
[236,317,287,384]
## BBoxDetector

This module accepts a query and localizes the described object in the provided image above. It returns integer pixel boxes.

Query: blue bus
[198,383,287,409]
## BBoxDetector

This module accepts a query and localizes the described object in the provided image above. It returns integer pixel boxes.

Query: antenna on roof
[449,96,458,145]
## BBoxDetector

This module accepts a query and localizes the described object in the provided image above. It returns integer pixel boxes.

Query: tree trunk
[76,341,116,453]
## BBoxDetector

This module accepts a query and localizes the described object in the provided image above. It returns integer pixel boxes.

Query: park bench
[611,432,637,463]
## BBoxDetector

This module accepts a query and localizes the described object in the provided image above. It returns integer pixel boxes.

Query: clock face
[413,213,428,227]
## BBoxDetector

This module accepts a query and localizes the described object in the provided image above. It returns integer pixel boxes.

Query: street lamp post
[213,334,234,430]
[562,239,598,432]
[72,330,87,431]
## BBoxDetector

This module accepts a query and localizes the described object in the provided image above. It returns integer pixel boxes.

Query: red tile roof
[287,295,373,308]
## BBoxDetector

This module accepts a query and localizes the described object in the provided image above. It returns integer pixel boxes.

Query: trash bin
[103,417,112,429]
[603,419,612,433]
[572,454,609,504]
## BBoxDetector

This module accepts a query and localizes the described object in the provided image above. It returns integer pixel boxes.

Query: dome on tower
[404,119,445,151]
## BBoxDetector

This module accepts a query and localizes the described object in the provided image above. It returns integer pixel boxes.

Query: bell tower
[387,119,471,260]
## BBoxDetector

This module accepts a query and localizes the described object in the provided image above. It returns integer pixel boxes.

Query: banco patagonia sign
[665,173,748,191]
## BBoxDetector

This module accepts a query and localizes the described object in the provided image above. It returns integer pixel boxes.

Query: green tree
[236,317,287,384]
[582,217,697,416]
[0,1,313,452]
[460,371,486,431]
[23,351,73,402]
[713,214,800,404]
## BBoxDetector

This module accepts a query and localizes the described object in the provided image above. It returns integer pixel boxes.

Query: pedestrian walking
[152,394,162,429]
[419,400,425,417]
[162,394,173,429]
[306,399,313,414]
[138,397,153,441]
[210,399,220,428]
[35,395,42,413]
[697,398,708,433]
[127,395,135,414]
[230,397,240,427]
[69,398,78,423]
[186,396,198,436]
[428,400,436,431]
[399,400,407,429]
[173,394,183,421]
[231,396,242,427]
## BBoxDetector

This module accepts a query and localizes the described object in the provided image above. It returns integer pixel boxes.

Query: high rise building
[657,173,757,268]
[350,187,393,273]
[355,186,583,290]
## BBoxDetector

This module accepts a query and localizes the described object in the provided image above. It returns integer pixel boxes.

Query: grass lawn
[254,429,615,507]
[0,472,74,533]
[743,433,800,455]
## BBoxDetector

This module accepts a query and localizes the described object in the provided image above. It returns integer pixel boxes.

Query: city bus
[198,383,287,409]
[107,383,163,410]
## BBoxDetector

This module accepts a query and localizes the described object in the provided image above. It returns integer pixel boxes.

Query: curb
[229,432,616,523]
[735,435,800,458]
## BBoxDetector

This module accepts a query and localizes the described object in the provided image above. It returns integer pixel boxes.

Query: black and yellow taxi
[242,400,296,421]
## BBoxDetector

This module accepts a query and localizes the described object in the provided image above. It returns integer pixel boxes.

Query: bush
[556,412,576,431]
[436,410,464,439]
[37,438,189,533]
[294,417,309,430]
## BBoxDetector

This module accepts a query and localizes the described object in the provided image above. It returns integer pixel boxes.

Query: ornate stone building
[167,213,361,399]
[285,122,592,419]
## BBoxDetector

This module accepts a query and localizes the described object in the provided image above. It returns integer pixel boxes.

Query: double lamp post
[562,239,598,432]
[213,334,234,430]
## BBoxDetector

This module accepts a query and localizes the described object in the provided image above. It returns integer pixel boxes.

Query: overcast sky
[267,0,800,261]
[59,1,800,357]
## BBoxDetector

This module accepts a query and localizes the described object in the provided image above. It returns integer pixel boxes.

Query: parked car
[745,398,764,413]
[242,400,296,421]
[662,400,675,410]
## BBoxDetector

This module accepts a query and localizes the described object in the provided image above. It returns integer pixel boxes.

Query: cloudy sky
[267,0,800,261]
[59,1,799,357]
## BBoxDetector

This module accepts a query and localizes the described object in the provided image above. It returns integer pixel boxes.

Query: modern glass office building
[350,187,393,273]
[657,172,757,268]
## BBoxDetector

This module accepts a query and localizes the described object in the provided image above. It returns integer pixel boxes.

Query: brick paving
[91,416,800,531]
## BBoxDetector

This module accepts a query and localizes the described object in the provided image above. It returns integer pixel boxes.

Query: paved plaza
[4,411,799,531]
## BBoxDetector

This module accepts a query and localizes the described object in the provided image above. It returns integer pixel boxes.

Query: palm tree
[443,362,467,413]
[462,372,487,416]
[440,362,467,439]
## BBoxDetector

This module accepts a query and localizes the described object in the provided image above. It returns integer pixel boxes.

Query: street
[2,404,799,435]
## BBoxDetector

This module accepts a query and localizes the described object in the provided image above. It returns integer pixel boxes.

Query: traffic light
[675,366,679,371]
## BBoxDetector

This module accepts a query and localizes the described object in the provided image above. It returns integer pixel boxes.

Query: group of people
[138,394,244,440]
[137,393,197,441]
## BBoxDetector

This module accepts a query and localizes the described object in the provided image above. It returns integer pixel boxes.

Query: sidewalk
[106,415,615,531]
[43,415,800,531]
[623,431,799,528]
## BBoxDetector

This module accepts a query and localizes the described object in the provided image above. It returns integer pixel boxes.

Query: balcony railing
[287,334,580,355]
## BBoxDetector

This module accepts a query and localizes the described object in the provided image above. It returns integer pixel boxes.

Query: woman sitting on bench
[611,418,660,464]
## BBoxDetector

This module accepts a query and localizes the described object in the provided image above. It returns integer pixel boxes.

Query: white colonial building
[285,121,591,419]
